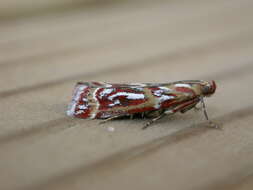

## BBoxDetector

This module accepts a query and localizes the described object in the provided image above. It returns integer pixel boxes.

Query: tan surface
[0,0,253,190]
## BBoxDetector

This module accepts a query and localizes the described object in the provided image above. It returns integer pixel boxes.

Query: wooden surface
[0,0,253,189]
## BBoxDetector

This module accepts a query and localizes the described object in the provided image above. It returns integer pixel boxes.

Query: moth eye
[202,84,211,95]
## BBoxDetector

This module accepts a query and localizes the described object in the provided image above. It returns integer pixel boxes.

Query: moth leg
[99,115,126,124]
[142,112,167,129]
[180,102,198,113]
[142,109,177,129]
[194,103,202,111]
[144,109,164,118]
[200,97,219,129]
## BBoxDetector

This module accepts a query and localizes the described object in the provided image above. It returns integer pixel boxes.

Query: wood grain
[0,0,252,190]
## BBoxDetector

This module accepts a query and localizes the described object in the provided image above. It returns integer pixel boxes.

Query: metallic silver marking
[154,95,175,109]
[104,83,113,87]
[82,97,88,102]
[175,84,191,88]
[153,90,164,96]
[78,104,88,110]
[99,88,114,98]
[130,83,146,87]
[76,110,85,115]
[67,85,87,116]
[108,92,145,101]
[159,86,171,91]
[90,88,100,119]
[108,99,121,107]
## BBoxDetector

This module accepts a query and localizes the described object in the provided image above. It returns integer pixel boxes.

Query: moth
[67,80,217,129]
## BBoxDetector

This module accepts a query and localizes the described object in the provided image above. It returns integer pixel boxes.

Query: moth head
[201,80,216,97]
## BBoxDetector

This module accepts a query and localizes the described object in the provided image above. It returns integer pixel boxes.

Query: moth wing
[92,85,152,118]
[77,82,175,89]
[70,82,198,119]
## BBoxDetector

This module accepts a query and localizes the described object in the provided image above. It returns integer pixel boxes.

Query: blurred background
[1,0,253,190]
